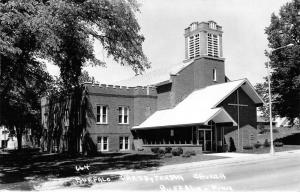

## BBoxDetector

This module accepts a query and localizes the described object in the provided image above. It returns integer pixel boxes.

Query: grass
[257,126,300,144]
[241,145,300,154]
[0,149,224,190]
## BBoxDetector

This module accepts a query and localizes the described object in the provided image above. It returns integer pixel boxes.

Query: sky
[46,0,291,85]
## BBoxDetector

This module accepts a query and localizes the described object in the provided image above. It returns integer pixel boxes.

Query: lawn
[241,145,300,154]
[246,126,300,154]
[0,149,224,190]
[257,126,300,144]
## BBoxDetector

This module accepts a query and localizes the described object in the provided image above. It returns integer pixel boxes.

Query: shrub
[151,147,160,154]
[177,147,183,155]
[165,147,172,153]
[243,146,253,150]
[264,139,270,147]
[171,148,183,156]
[274,141,283,147]
[182,153,191,158]
[164,153,172,158]
[158,148,165,154]
[254,142,261,149]
[185,150,196,156]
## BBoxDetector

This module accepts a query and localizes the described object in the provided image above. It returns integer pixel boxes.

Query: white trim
[212,79,265,108]
[119,136,130,151]
[204,108,237,126]
[96,105,108,124]
[97,136,109,151]
[118,106,129,124]
[213,68,217,82]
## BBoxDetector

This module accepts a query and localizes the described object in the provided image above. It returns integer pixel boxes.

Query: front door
[198,129,212,151]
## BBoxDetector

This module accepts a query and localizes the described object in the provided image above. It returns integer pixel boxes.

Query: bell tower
[183,20,226,89]
[184,21,223,60]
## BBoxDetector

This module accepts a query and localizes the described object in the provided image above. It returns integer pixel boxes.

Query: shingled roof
[132,79,264,130]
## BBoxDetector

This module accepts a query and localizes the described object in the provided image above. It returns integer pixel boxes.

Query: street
[84,151,300,191]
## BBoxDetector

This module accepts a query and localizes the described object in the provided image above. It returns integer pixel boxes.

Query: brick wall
[85,84,157,152]
[224,124,258,151]
[218,87,257,128]
[219,87,258,151]
[171,57,225,107]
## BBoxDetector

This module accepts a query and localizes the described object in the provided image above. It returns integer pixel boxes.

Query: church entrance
[198,129,212,151]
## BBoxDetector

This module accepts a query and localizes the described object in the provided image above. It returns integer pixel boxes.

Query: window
[119,136,130,150]
[170,129,174,137]
[97,136,108,151]
[207,33,219,57]
[213,68,217,81]
[96,105,108,124]
[118,106,129,124]
[188,33,200,59]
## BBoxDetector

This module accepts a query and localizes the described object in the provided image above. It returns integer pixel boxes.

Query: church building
[41,21,264,153]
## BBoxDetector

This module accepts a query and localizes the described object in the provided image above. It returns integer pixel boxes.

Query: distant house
[275,116,293,128]
[257,116,276,131]
[41,21,264,153]
[0,126,9,148]
[0,125,32,149]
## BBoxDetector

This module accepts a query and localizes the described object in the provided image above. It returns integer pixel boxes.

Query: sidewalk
[36,149,300,191]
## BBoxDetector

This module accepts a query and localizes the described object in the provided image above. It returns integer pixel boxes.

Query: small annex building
[41,20,264,153]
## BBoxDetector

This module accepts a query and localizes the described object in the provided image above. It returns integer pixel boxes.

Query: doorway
[198,129,212,151]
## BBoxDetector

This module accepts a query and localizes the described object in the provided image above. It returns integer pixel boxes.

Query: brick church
[41,21,264,153]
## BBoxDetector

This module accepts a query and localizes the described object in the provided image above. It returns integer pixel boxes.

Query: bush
[182,153,191,158]
[243,146,253,150]
[264,139,270,147]
[164,153,172,158]
[177,147,183,155]
[274,141,284,147]
[254,142,261,149]
[185,150,196,156]
[182,150,196,158]
[151,147,160,154]
[158,148,165,154]
[171,148,183,156]
[165,147,172,153]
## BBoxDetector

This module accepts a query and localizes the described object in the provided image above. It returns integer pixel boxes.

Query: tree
[1,0,149,153]
[79,70,95,84]
[37,0,149,153]
[0,0,52,150]
[34,0,149,90]
[255,81,270,120]
[265,0,300,121]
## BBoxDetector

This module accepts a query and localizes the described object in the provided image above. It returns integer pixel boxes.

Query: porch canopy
[133,79,263,130]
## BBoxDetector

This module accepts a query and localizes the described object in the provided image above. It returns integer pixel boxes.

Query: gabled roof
[114,60,194,87]
[132,79,264,130]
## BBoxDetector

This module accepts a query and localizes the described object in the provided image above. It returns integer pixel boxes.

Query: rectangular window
[97,136,109,151]
[207,33,219,57]
[188,33,200,59]
[118,106,129,124]
[119,136,130,150]
[96,105,108,124]
[213,68,217,81]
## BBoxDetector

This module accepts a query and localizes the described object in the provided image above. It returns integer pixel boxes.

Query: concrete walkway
[204,152,256,158]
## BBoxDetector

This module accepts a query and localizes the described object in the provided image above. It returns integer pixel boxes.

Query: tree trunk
[16,128,22,151]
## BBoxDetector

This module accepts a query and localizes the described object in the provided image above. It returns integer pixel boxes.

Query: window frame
[119,136,130,151]
[213,68,217,82]
[118,106,129,124]
[96,105,108,124]
[97,136,109,151]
